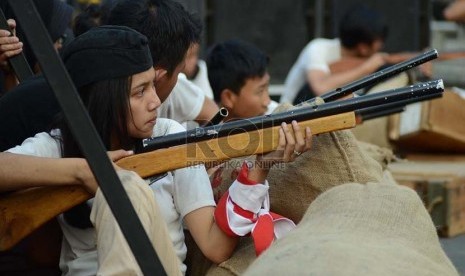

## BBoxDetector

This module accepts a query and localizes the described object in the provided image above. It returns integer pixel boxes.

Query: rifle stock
[0,112,356,251]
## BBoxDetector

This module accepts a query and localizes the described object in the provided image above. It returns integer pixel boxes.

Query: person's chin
[140,131,153,139]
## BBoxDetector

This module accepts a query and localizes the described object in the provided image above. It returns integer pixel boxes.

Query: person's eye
[136,88,145,97]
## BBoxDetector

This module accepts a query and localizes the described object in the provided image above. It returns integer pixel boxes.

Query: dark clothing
[292,83,317,105]
[0,75,59,151]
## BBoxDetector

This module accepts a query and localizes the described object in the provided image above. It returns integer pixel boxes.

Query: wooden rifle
[0,77,444,250]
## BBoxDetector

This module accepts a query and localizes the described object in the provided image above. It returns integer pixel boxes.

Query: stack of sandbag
[244,181,459,276]
[266,130,385,223]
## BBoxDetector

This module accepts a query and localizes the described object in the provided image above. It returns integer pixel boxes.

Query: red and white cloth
[214,162,296,256]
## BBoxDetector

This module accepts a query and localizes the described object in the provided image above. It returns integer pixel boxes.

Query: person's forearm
[309,66,370,96]
[247,160,270,183]
[194,97,219,125]
[184,206,238,264]
[0,153,86,192]
[444,0,465,22]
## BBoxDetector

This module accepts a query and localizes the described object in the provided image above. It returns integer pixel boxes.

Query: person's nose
[148,85,161,111]
[263,91,271,107]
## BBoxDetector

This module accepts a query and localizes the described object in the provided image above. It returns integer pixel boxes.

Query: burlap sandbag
[357,140,395,171]
[244,181,459,276]
[267,129,384,223]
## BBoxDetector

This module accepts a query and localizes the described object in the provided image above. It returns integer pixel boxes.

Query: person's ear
[220,89,237,110]
[154,68,168,82]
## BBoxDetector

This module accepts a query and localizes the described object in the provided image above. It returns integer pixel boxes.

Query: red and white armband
[214,162,296,256]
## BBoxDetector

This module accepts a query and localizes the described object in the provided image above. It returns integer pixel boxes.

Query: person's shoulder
[309,38,339,47]
[173,73,204,94]
[5,130,60,157]
[153,118,186,137]
[0,75,49,102]
[13,75,49,90]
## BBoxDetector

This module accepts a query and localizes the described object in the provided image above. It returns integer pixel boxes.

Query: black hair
[73,3,112,36]
[107,0,202,76]
[206,39,269,103]
[53,76,138,229]
[338,4,388,49]
[56,76,136,159]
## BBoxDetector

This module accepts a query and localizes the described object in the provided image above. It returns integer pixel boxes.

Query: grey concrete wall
[177,0,431,84]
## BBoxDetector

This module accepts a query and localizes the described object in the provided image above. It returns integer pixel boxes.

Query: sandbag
[244,181,459,276]
[357,140,395,171]
[267,129,384,223]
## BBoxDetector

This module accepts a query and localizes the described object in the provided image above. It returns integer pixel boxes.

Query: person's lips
[147,116,157,126]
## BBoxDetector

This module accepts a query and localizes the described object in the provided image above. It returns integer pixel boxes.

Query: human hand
[108,149,134,164]
[256,120,312,166]
[361,52,387,74]
[418,61,433,79]
[0,19,23,68]
[78,150,134,194]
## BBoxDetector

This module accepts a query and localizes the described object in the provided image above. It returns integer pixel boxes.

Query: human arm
[0,152,90,192]
[0,149,133,194]
[184,121,312,263]
[307,53,387,96]
[184,206,237,264]
[443,0,465,22]
[194,96,220,125]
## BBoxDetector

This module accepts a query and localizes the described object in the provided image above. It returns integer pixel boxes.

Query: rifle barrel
[201,107,228,127]
[356,92,443,118]
[315,49,438,103]
[360,106,406,122]
[139,79,444,153]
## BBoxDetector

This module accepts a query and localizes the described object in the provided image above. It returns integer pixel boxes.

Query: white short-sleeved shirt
[190,60,214,100]
[280,38,341,104]
[158,73,206,126]
[266,100,279,115]
[6,118,215,275]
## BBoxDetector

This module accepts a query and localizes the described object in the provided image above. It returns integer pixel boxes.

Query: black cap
[49,0,74,42]
[62,25,153,88]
